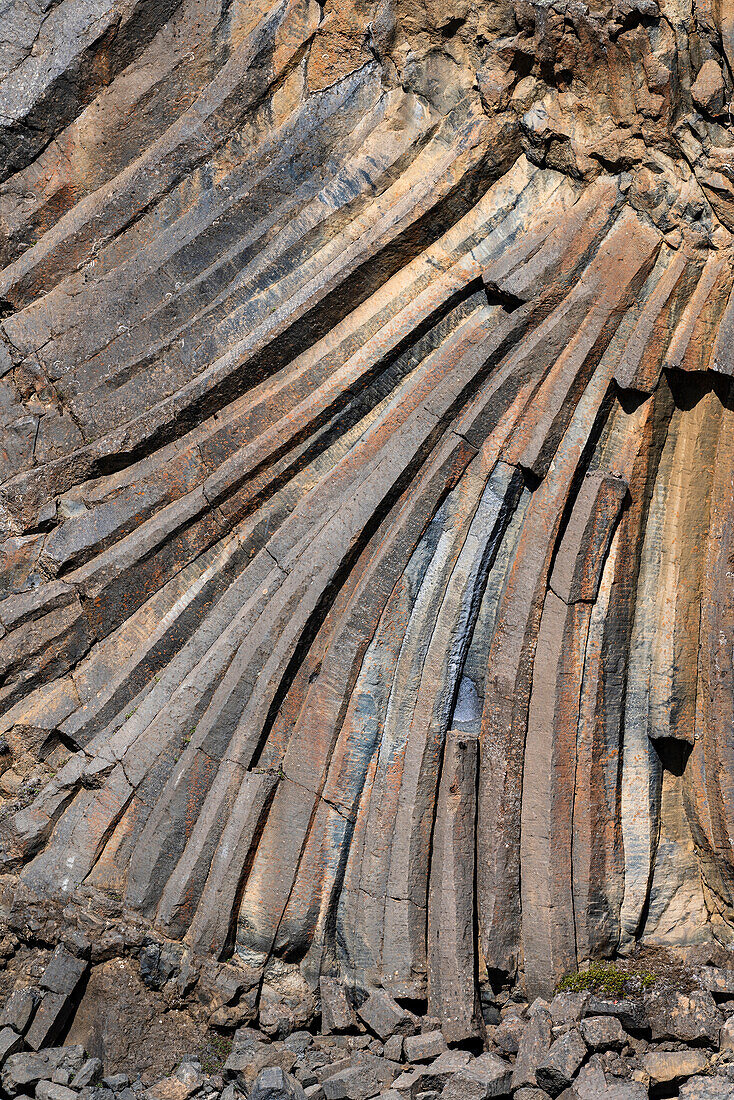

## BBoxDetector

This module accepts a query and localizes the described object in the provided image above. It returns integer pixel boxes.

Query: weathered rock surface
[645,990,723,1044]
[0,981,732,1099]
[641,1048,709,1085]
[4,0,734,1061]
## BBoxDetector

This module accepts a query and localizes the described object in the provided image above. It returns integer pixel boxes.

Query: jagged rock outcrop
[2,0,734,1031]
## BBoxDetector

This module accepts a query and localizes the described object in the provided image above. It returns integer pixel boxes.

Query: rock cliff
[1,0,734,1033]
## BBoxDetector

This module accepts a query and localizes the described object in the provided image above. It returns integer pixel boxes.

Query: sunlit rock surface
[1,0,734,1024]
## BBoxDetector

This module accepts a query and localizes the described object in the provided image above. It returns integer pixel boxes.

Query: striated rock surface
[2,0,734,1035]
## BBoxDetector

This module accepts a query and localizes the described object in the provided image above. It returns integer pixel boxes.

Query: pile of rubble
[7,959,734,1099]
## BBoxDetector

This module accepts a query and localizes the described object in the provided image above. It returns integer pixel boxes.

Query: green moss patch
[197,1033,233,1074]
[558,961,656,998]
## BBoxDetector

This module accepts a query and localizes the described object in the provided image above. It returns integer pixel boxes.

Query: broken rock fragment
[512,1006,553,1091]
[320,980,356,1034]
[251,1067,308,1100]
[578,1016,625,1051]
[641,1048,709,1085]
[439,1053,513,1100]
[357,995,417,1041]
[645,990,722,1044]
[535,1030,587,1096]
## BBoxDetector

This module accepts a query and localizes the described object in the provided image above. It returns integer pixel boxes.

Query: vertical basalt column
[7,0,734,1017]
[428,729,482,1042]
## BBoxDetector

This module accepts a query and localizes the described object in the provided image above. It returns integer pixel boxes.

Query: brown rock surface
[63,958,201,1081]
[2,0,734,1039]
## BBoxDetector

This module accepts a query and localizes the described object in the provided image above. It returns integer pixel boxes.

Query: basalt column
[2,0,734,1028]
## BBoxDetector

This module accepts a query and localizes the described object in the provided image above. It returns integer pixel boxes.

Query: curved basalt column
[2,0,734,1023]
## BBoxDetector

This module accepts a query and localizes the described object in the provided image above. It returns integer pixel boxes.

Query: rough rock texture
[3,0,734,1035]
[8,978,734,1097]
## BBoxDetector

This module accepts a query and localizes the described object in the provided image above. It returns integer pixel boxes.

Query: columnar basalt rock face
[1,0,734,1030]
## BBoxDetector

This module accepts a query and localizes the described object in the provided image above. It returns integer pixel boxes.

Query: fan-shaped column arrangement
[2,0,734,1031]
